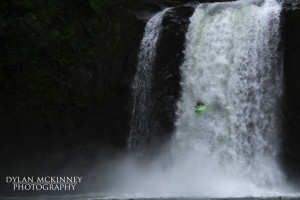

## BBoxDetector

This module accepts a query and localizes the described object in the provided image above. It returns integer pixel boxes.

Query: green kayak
[195,105,208,113]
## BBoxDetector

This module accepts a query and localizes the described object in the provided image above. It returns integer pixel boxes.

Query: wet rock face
[282,2,300,181]
[148,6,194,146]
[283,0,300,11]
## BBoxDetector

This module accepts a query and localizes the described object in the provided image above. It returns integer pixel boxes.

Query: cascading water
[173,0,284,191]
[128,8,170,150]
[104,0,292,198]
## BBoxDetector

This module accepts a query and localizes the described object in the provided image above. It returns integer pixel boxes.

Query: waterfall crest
[174,0,284,189]
[128,8,170,150]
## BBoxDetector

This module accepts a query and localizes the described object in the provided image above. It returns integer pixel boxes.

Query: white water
[97,0,295,198]
[128,8,170,150]
[173,0,285,192]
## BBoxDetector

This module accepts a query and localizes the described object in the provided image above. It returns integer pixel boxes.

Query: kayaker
[195,101,208,113]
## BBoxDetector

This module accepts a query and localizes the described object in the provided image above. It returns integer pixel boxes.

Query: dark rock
[283,0,300,11]
[123,3,163,21]
[282,2,300,183]
[146,5,194,147]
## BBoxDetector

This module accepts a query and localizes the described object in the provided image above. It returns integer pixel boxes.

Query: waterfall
[112,0,291,197]
[128,8,170,150]
[173,0,284,190]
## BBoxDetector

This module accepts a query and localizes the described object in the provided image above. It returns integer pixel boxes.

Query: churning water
[173,0,284,191]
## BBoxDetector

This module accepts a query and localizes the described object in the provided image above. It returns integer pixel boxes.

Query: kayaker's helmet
[196,101,204,107]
